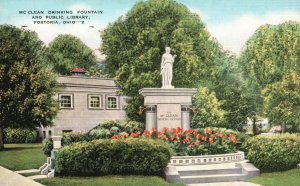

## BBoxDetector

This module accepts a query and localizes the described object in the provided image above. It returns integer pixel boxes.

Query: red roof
[71,68,86,73]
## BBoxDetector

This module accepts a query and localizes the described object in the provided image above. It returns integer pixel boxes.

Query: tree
[206,53,253,131]
[240,21,300,88]
[244,81,263,135]
[46,34,97,75]
[240,21,300,131]
[191,87,226,128]
[0,25,58,150]
[101,0,222,120]
[262,71,300,132]
[85,62,110,78]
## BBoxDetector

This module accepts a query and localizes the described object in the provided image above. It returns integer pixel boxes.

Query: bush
[62,132,87,145]
[242,133,300,172]
[4,127,38,143]
[109,126,120,134]
[95,120,144,134]
[42,137,53,156]
[89,128,111,139]
[42,132,87,156]
[55,138,172,176]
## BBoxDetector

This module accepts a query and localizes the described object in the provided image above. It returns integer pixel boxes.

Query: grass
[36,175,185,186]
[0,143,46,171]
[248,168,300,186]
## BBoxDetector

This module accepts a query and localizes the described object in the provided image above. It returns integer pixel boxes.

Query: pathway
[188,182,262,186]
[0,166,44,186]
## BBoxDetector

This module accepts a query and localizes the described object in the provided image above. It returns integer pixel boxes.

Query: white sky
[1,0,300,57]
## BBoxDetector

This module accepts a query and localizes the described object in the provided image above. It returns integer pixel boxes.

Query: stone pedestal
[139,88,197,131]
[51,136,62,150]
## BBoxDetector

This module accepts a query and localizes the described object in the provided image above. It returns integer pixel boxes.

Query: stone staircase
[165,161,259,184]
[14,157,54,180]
[38,157,55,178]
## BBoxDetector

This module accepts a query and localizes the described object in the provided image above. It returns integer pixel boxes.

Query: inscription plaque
[157,104,181,131]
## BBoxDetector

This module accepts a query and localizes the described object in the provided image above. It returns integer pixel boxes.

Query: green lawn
[248,168,300,186]
[0,143,46,171]
[37,175,184,186]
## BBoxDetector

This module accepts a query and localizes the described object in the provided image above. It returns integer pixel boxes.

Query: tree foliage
[0,25,58,150]
[240,21,300,131]
[101,0,222,120]
[191,87,225,128]
[85,63,110,78]
[240,21,300,87]
[46,34,97,75]
[211,54,252,131]
[262,70,300,128]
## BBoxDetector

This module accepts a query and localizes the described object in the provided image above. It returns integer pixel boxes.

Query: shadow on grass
[3,144,42,151]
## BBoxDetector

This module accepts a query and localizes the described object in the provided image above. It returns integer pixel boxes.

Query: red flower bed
[112,127,238,156]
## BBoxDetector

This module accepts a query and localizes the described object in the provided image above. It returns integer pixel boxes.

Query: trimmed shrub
[4,127,38,143]
[62,132,87,145]
[42,137,53,156]
[42,132,87,156]
[123,120,145,133]
[242,133,300,172]
[89,128,111,138]
[109,126,120,134]
[55,138,172,176]
[95,120,144,133]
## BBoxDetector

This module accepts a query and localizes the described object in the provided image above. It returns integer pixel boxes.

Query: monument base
[139,88,197,131]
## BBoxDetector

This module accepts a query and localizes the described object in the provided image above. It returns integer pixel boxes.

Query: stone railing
[169,151,245,165]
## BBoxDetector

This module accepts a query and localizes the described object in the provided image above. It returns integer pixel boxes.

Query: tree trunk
[281,123,285,133]
[0,126,4,150]
[252,117,258,135]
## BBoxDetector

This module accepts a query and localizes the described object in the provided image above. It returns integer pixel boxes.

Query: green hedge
[62,132,88,145]
[4,127,38,143]
[55,138,172,176]
[242,133,300,172]
[42,132,87,156]
[42,137,53,156]
[42,120,145,155]
[89,128,111,139]
[96,120,144,134]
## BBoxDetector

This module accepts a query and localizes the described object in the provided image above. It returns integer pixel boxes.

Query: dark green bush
[4,127,37,143]
[42,132,86,156]
[62,132,87,145]
[242,133,300,172]
[42,137,53,156]
[55,138,172,176]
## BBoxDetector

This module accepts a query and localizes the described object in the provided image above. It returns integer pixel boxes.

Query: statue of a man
[161,47,176,88]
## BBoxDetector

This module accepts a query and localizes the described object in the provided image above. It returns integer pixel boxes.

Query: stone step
[181,173,248,184]
[187,182,262,186]
[175,162,240,171]
[179,167,242,176]
[28,175,48,180]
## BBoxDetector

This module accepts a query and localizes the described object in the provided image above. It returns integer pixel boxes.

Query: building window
[107,96,118,109]
[88,95,102,109]
[59,94,73,109]
[62,130,73,133]
[48,130,52,137]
